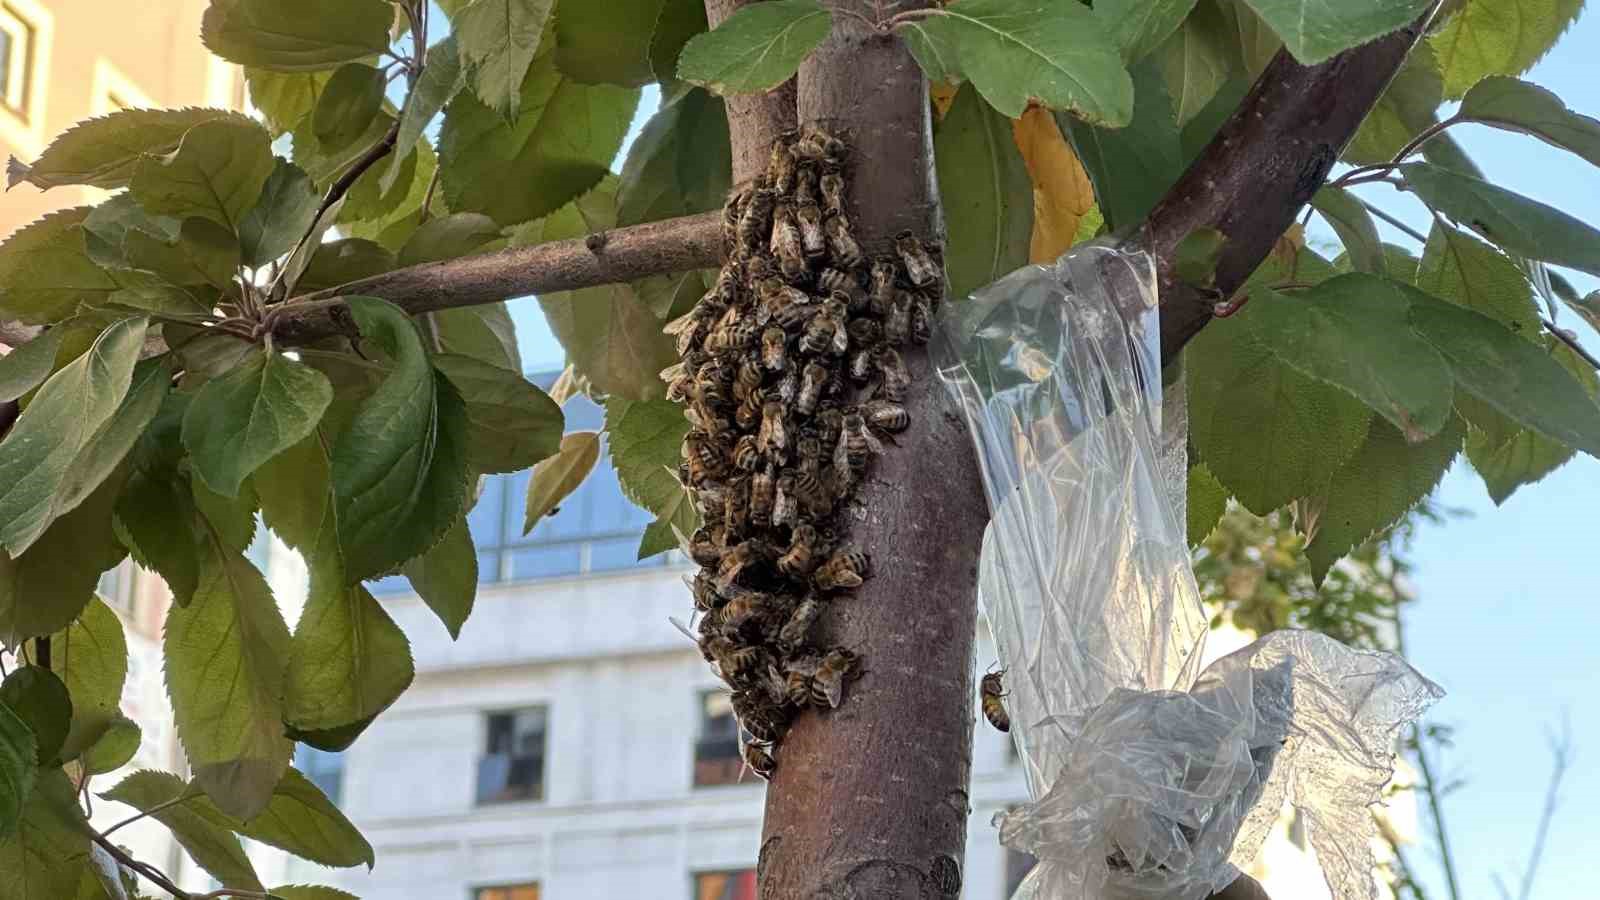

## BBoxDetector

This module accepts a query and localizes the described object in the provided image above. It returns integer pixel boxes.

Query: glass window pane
[535,474,593,541]
[562,395,605,431]
[367,574,411,595]
[477,551,501,584]
[500,468,532,539]
[507,544,581,580]
[467,476,507,547]
[0,31,13,99]
[588,537,648,573]
[585,464,636,534]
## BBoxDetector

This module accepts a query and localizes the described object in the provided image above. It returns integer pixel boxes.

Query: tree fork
[755,3,989,898]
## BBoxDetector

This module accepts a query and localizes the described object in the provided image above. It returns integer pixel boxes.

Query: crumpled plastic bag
[935,242,1444,900]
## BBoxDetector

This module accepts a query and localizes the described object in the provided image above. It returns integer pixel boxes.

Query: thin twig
[1540,317,1600,371]
[1360,200,1430,244]
[417,165,441,225]
[102,794,192,838]
[1515,715,1574,900]
[89,830,187,898]
[881,7,945,28]
[1390,116,1462,167]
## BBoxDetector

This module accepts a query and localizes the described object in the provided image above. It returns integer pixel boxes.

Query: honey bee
[824,214,863,268]
[800,300,848,356]
[775,369,800,405]
[795,203,827,258]
[772,473,797,528]
[750,467,776,528]
[848,348,874,383]
[819,267,866,312]
[833,412,882,477]
[868,260,896,316]
[793,166,819,207]
[758,400,788,455]
[717,538,773,588]
[778,525,822,579]
[767,137,798,195]
[664,309,707,356]
[693,482,725,517]
[823,365,847,402]
[811,647,859,708]
[876,347,910,402]
[693,374,731,413]
[778,594,822,649]
[683,432,724,473]
[895,231,942,287]
[813,549,870,591]
[662,361,693,402]
[723,477,750,539]
[710,263,741,306]
[910,292,933,344]
[706,319,758,353]
[743,741,777,780]
[745,253,778,282]
[797,361,828,415]
[722,188,747,251]
[684,526,724,567]
[732,688,791,742]
[863,400,910,434]
[820,171,846,216]
[737,189,776,256]
[733,433,761,471]
[770,203,807,280]
[791,468,833,518]
[846,315,881,346]
[784,655,820,706]
[884,290,912,345]
[758,275,811,309]
[736,387,764,431]
[980,671,1010,732]
[720,587,776,634]
[793,125,844,164]
[761,326,787,371]
[794,435,824,474]
[734,354,763,398]
[814,406,844,449]
[687,570,721,611]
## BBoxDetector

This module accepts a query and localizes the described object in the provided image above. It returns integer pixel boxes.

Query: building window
[694,870,756,900]
[694,691,745,788]
[474,885,539,900]
[1004,847,1037,896]
[477,707,547,804]
[368,385,680,595]
[295,744,344,806]
[0,3,35,116]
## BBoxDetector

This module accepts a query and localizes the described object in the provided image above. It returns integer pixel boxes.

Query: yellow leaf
[1011,107,1095,264]
[930,82,958,122]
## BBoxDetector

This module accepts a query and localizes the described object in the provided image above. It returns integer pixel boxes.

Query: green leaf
[650,0,710,85]
[1458,76,1600,169]
[606,399,698,558]
[1062,61,1184,230]
[130,117,276,231]
[295,238,396,292]
[56,356,171,544]
[164,542,293,819]
[0,700,35,840]
[1240,0,1434,65]
[1174,227,1229,285]
[1430,0,1584,99]
[677,0,830,95]
[558,0,704,86]
[341,140,441,248]
[523,431,601,534]
[285,530,415,739]
[520,180,678,400]
[245,68,333,136]
[402,513,478,639]
[615,88,731,228]
[238,159,321,268]
[182,350,333,498]
[900,16,962,85]
[333,297,471,580]
[454,0,556,118]
[434,304,523,371]
[101,770,263,890]
[235,767,374,868]
[5,108,234,191]
[385,35,468,193]
[1305,416,1464,582]
[397,213,503,267]
[434,354,564,473]
[1188,306,1372,515]
[120,218,241,292]
[1187,462,1229,546]
[0,668,70,765]
[1467,421,1571,505]
[905,0,1133,123]
[0,317,146,555]
[1408,291,1600,457]
[43,597,129,763]
[1099,0,1201,63]
[313,63,387,152]
[1249,276,1455,440]
[1311,187,1387,275]
[78,717,140,775]
[1416,220,1540,339]
[1401,162,1600,277]
[439,43,640,225]
[270,887,359,900]
[0,770,93,900]
[255,434,331,555]
[1344,43,1442,166]
[0,208,137,325]
[0,331,64,403]
[201,0,393,72]
[1154,0,1234,125]
[116,393,202,605]
[936,83,1034,302]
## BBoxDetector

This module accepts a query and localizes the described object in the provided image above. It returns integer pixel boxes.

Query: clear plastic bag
[935,243,1444,900]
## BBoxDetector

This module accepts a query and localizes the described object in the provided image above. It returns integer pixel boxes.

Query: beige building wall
[0,0,244,239]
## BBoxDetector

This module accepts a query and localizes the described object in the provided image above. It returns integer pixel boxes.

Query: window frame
[0,0,51,158]
[470,884,540,900]
[692,690,746,789]
[475,705,549,806]
[692,869,758,900]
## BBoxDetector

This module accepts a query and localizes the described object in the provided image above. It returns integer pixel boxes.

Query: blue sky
[496,18,1600,898]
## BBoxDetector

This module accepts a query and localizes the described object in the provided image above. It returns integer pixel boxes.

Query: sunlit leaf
[40,596,129,763]
[101,770,263,890]
[130,117,276,231]
[1241,0,1434,65]
[607,399,698,559]
[1458,76,1600,168]
[77,717,139,776]
[557,0,705,86]
[5,108,234,191]
[0,208,142,325]
[0,331,63,404]
[1416,220,1540,339]
[1187,462,1230,546]
[245,68,333,136]
[523,431,601,533]
[313,63,387,152]
[183,350,334,499]
[1401,162,1600,277]
[1430,0,1584,99]
[0,770,93,899]
[677,0,830,95]
[454,0,556,118]
[1344,43,1442,166]
[402,513,478,639]
[201,0,393,72]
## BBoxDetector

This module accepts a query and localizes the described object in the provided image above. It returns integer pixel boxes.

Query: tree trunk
[757,3,991,898]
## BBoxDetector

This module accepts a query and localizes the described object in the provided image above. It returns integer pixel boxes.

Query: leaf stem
[101,794,192,837]
[1389,115,1463,167]
[1541,317,1600,371]
[882,7,946,29]
[89,829,188,898]
[1358,200,1429,244]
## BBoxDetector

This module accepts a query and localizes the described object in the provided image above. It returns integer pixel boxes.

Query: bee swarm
[664,126,942,780]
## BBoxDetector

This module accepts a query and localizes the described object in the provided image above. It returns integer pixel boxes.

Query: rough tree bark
[705,0,798,185]
[756,3,990,898]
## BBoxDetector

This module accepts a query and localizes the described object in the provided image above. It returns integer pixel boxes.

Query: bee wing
[833,429,851,473]
[863,427,884,455]
[670,520,697,556]
[831,321,849,354]
[668,615,698,644]
[818,669,845,708]
[663,310,698,336]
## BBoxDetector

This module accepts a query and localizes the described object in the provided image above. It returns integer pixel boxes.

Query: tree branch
[1139,5,1442,365]
[268,211,724,343]
[706,1,799,185]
